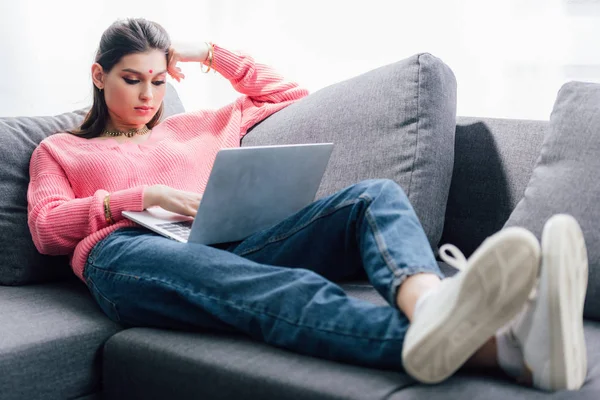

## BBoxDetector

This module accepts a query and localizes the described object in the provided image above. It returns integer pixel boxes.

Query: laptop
[122,143,334,244]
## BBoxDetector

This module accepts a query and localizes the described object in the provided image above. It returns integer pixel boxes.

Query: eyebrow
[121,68,168,76]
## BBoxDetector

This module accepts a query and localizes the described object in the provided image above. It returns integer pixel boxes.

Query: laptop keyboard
[156,220,193,240]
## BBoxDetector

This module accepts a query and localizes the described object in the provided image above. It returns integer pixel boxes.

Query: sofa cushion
[104,328,415,400]
[0,83,185,285]
[242,53,457,251]
[0,279,123,400]
[440,117,547,257]
[102,262,459,400]
[389,320,600,399]
[103,275,599,400]
[102,282,410,400]
[504,82,600,320]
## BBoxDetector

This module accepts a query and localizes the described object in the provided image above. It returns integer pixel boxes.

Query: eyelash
[123,78,166,86]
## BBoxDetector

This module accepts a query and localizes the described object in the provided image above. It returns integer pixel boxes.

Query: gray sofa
[2,75,600,399]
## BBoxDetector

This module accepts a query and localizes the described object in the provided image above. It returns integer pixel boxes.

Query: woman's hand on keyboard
[144,185,202,218]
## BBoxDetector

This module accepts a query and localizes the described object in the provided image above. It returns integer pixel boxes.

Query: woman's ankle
[396,273,442,320]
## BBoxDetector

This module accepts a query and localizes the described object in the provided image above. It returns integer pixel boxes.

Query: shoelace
[439,243,468,271]
[440,243,539,301]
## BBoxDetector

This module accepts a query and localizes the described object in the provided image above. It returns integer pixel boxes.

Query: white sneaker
[508,214,588,391]
[401,227,541,384]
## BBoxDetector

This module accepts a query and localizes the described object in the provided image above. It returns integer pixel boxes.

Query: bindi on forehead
[121,68,167,76]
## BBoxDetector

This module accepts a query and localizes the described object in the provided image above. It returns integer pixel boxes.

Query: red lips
[135,106,153,110]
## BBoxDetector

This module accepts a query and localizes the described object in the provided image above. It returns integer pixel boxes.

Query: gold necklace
[103,125,150,138]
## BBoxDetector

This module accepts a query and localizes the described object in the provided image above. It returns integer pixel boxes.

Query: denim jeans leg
[227,178,444,306]
[83,179,441,371]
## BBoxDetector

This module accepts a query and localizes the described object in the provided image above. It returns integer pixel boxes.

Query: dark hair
[69,18,171,139]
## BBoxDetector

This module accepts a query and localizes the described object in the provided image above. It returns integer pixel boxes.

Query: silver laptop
[122,143,334,244]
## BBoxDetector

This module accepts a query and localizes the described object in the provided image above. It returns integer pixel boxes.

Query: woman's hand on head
[144,184,203,218]
[166,47,185,82]
[167,42,211,82]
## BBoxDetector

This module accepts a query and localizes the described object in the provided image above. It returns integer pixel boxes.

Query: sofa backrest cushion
[440,117,547,257]
[505,81,600,320]
[243,53,458,251]
[0,83,185,285]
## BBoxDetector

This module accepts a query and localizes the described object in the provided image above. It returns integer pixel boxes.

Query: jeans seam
[92,267,404,342]
[186,282,406,342]
[85,274,121,322]
[362,194,400,277]
[219,298,405,342]
[236,198,361,257]
[361,193,432,305]
[87,236,110,265]
[86,262,142,280]
[87,228,134,265]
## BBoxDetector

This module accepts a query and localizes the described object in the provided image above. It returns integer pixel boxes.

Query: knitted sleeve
[27,144,146,255]
[211,44,310,136]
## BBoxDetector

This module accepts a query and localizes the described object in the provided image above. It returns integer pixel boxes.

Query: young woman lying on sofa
[27,17,588,391]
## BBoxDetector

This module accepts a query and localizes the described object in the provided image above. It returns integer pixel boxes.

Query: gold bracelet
[103,194,114,225]
[200,42,214,73]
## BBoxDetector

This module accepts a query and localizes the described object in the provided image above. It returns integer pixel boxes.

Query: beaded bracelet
[103,194,114,225]
[201,42,214,73]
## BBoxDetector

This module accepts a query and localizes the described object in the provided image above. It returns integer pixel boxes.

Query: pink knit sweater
[27,44,308,282]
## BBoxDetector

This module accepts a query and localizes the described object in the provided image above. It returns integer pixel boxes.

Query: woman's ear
[91,63,105,90]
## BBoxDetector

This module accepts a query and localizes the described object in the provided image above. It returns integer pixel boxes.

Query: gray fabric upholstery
[440,116,547,257]
[102,284,409,400]
[74,394,103,400]
[103,271,600,400]
[0,279,123,400]
[389,321,600,400]
[243,53,457,251]
[504,82,600,320]
[101,263,456,400]
[0,83,185,286]
[104,328,414,400]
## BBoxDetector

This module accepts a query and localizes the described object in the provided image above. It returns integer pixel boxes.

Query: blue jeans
[83,179,443,371]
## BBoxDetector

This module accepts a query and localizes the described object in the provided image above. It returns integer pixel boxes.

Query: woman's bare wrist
[202,42,211,63]
[143,185,162,209]
[174,42,210,63]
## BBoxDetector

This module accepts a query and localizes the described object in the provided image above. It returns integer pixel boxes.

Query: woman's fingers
[168,71,184,82]
[167,48,182,81]
[171,66,185,81]
[167,48,176,68]
[167,48,201,82]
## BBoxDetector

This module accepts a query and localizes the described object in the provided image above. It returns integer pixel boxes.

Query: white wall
[0,0,213,117]
[2,0,600,120]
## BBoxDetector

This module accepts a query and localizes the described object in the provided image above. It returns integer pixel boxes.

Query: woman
[27,18,588,391]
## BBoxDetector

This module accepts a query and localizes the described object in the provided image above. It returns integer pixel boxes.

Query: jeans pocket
[85,274,121,323]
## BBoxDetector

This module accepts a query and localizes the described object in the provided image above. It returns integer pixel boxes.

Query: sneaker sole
[540,214,588,391]
[402,227,541,383]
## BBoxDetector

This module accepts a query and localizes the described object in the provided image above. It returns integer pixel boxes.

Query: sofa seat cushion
[0,278,123,400]
[104,278,600,400]
[104,327,415,400]
[389,320,600,399]
[102,263,460,400]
